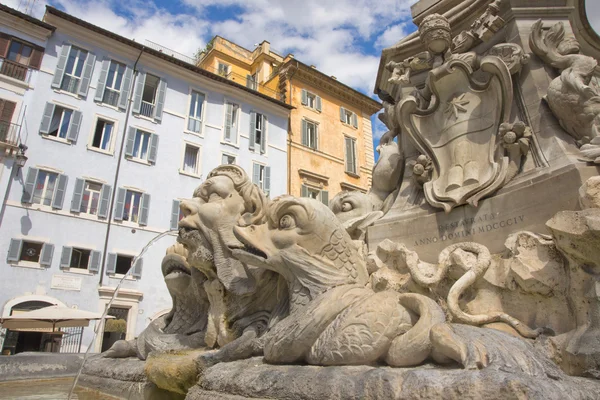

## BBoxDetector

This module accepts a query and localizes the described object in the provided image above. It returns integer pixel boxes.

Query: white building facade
[0,5,291,354]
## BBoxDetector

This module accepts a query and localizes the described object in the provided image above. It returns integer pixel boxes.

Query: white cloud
[375,22,411,49]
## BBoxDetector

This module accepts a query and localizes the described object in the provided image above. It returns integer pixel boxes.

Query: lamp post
[0,143,28,229]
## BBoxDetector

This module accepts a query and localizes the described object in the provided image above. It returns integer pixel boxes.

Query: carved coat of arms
[399,56,514,213]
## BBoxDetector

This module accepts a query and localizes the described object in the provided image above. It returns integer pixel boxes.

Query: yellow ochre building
[197,36,382,203]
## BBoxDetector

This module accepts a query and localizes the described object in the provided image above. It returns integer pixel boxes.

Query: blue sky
[6,0,600,162]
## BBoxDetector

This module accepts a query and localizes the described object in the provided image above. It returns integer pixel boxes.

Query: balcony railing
[60,75,80,94]
[103,88,120,107]
[0,121,20,147]
[0,59,31,83]
[140,101,155,118]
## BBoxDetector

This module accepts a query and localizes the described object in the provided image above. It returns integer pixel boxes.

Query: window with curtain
[182,144,200,175]
[61,46,88,94]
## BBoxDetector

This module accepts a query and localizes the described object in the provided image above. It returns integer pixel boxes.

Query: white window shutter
[132,72,145,114]
[249,111,256,151]
[301,119,308,146]
[320,190,329,206]
[316,96,322,112]
[224,103,233,141]
[148,133,159,164]
[52,174,68,210]
[260,115,267,154]
[118,66,133,111]
[7,239,22,262]
[352,112,358,128]
[221,154,228,165]
[66,110,82,142]
[71,178,85,212]
[98,184,112,218]
[264,166,271,196]
[301,89,307,105]
[301,184,309,198]
[124,127,136,157]
[340,106,345,122]
[39,102,55,134]
[78,52,96,97]
[170,200,180,230]
[246,74,253,88]
[113,188,126,221]
[89,250,101,273]
[106,253,117,275]
[51,44,70,89]
[22,167,38,203]
[95,59,110,102]
[139,193,150,226]
[60,246,72,269]
[154,79,167,122]
[252,163,260,186]
[40,243,54,268]
[132,258,143,279]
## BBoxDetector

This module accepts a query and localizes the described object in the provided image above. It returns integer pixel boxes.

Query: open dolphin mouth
[230,226,268,261]
[162,243,191,278]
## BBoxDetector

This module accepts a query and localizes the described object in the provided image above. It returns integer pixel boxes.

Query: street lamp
[15,143,27,168]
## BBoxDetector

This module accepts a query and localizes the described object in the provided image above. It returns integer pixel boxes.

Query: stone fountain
[75,0,600,398]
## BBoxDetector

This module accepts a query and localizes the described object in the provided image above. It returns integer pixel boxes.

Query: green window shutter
[39,102,55,134]
[124,127,136,157]
[52,174,68,210]
[170,200,180,230]
[7,239,22,263]
[316,96,322,112]
[77,52,96,97]
[148,133,159,164]
[132,258,143,279]
[340,106,345,122]
[22,167,38,203]
[95,59,110,102]
[154,79,167,122]
[113,188,126,221]
[252,163,260,186]
[51,44,70,89]
[260,115,267,154]
[118,66,133,111]
[132,72,145,114]
[264,166,271,196]
[301,119,308,146]
[89,250,101,273]
[224,103,233,141]
[71,178,85,212]
[301,184,309,198]
[139,193,150,226]
[321,190,329,206]
[60,246,72,269]
[246,74,253,88]
[106,253,117,275]
[352,112,358,128]
[301,89,307,105]
[66,110,82,142]
[249,111,256,151]
[40,243,54,268]
[345,137,352,172]
[98,184,112,218]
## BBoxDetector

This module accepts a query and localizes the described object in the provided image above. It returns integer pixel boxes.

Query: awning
[0,305,114,331]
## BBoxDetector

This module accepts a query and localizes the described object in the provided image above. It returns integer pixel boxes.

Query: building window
[301,89,321,112]
[222,153,236,165]
[103,61,126,106]
[345,136,358,175]
[141,73,160,118]
[32,170,58,206]
[246,73,257,90]
[1,36,43,81]
[123,190,142,223]
[301,119,318,150]
[80,181,102,215]
[132,129,152,161]
[301,184,329,206]
[61,46,88,94]
[187,90,204,133]
[91,119,113,151]
[0,99,16,143]
[70,248,91,270]
[340,107,358,128]
[19,241,43,263]
[224,102,239,142]
[47,106,73,139]
[182,143,200,175]
[115,255,133,275]
[217,62,229,77]
[250,112,266,153]
[7,239,54,267]
[252,163,270,195]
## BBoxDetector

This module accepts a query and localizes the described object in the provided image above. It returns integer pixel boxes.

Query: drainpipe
[286,62,298,195]
[98,46,145,285]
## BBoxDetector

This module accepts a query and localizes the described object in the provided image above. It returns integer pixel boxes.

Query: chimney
[331,76,337,80]
[310,65,317,69]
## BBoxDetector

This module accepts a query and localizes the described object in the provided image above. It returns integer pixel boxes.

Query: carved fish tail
[385,293,446,367]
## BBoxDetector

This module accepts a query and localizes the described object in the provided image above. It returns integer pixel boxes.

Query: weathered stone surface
[0,353,83,382]
[187,356,600,400]
[579,176,600,209]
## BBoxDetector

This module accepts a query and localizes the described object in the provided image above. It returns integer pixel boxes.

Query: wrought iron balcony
[0,59,31,83]
[0,121,20,148]
[140,101,155,118]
